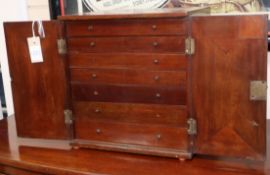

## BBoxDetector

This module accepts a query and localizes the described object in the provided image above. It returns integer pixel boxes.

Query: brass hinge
[57,39,67,55]
[64,109,73,125]
[185,37,195,55]
[187,118,197,135]
[250,81,267,101]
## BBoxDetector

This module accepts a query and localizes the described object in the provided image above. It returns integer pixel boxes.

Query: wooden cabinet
[3,8,268,160]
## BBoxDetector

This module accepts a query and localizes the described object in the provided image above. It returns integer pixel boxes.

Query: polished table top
[0,116,269,175]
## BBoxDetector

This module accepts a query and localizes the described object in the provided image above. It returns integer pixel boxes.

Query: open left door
[4,21,70,139]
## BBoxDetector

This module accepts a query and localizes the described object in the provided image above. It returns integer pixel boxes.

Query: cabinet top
[58,7,209,20]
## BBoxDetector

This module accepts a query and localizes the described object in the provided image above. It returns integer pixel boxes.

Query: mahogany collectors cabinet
[4,8,268,161]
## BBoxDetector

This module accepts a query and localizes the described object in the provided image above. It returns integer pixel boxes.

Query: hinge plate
[57,39,67,55]
[250,81,267,101]
[64,109,73,125]
[185,37,195,55]
[187,118,197,135]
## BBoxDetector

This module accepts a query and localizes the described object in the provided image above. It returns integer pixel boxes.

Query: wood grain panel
[70,68,186,86]
[73,102,187,127]
[68,36,185,53]
[192,15,267,160]
[2,166,46,175]
[75,119,188,149]
[71,83,186,105]
[69,53,187,71]
[4,22,68,139]
[66,18,187,37]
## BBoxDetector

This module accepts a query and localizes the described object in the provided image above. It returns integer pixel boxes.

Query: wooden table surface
[0,116,269,175]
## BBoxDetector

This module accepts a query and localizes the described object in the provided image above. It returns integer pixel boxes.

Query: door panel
[4,21,69,139]
[192,15,267,160]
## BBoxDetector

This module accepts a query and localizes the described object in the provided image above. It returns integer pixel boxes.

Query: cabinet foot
[72,145,80,150]
[179,158,186,162]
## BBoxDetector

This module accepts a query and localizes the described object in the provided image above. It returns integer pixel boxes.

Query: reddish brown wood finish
[68,53,187,71]
[2,166,45,175]
[0,118,269,175]
[65,10,191,157]
[3,8,268,161]
[68,36,186,53]
[4,22,68,139]
[191,15,268,160]
[70,68,186,86]
[75,119,188,149]
[71,83,187,105]
[66,18,187,37]
[73,102,187,126]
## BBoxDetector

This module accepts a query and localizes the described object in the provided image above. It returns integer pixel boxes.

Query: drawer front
[75,119,188,149]
[70,68,186,86]
[73,102,187,127]
[68,36,185,53]
[69,53,187,71]
[71,83,186,105]
[66,19,187,37]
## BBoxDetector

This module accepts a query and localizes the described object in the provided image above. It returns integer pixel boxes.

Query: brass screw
[93,91,99,96]
[152,42,159,47]
[90,42,96,47]
[156,134,161,140]
[154,76,160,81]
[156,93,161,98]
[153,59,159,64]
[152,25,157,30]
[95,108,101,113]
[92,73,97,79]
[96,129,101,134]
[88,25,93,30]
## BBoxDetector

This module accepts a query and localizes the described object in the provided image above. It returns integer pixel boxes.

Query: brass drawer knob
[92,73,97,79]
[152,42,159,47]
[93,91,99,96]
[152,25,157,30]
[156,93,161,98]
[90,42,96,47]
[88,25,94,30]
[156,114,161,118]
[153,59,159,64]
[154,76,160,81]
[156,134,162,140]
[96,129,101,134]
[95,108,101,113]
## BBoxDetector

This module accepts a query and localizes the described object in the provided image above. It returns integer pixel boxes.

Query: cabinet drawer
[75,120,188,149]
[66,19,187,37]
[69,53,187,71]
[70,68,186,86]
[68,36,185,53]
[73,102,187,127]
[71,83,186,105]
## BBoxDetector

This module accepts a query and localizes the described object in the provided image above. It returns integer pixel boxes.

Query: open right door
[191,15,267,160]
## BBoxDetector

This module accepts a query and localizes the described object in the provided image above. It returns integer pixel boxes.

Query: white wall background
[0,0,28,120]
[27,0,50,20]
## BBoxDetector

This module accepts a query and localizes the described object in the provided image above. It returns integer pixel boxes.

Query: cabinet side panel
[4,22,68,139]
[192,15,267,160]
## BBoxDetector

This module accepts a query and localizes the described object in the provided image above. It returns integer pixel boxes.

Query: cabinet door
[4,21,69,139]
[192,15,267,160]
